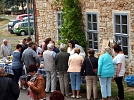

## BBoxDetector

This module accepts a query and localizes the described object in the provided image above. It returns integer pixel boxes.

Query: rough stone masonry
[34,0,134,75]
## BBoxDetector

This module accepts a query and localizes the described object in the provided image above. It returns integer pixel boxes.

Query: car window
[30,22,34,26]
[14,23,19,28]
[8,22,13,26]
[22,15,28,18]
[22,23,28,27]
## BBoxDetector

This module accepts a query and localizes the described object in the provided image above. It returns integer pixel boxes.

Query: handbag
[88,57,98,74]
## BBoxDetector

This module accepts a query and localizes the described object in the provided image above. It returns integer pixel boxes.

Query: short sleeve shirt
[113,54,125,77]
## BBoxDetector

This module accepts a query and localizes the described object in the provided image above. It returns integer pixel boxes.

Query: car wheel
[20,31,26,36]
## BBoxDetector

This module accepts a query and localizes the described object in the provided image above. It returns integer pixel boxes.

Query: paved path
[18,90,89,100]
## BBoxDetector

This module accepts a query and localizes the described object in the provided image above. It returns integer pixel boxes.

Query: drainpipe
[26,0,31,37]
[32,0,36,42]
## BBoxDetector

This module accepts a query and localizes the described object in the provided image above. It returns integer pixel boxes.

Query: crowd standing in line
[0,37,126,100]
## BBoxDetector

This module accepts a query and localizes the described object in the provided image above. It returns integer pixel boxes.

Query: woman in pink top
[68,48,84,99]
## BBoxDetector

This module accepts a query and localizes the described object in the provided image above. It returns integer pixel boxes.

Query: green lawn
[0,18,9,26]
[81,81,134,100]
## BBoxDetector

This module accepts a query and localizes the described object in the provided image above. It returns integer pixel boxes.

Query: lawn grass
[81,81,134,99]
[0,18,9,26]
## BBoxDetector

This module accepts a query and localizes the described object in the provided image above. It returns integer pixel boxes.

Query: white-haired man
[0,39,12,58]
[43,43,56,93]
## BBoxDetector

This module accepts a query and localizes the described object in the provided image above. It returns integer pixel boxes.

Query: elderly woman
[68,48,84,99]
[81,49,98,100]
[98,47,114,100]
[113,44,125,100]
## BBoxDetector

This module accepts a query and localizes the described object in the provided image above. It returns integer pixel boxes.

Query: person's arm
[116,63,122,77]
[97,55,103,76]
[9,45,13,55]
[52,52,56,59]
[29,77,44,93]
[9,78,20,100]
[68,56,71,67]
[42,42,45,51]
[33,51,40,66]
[81,58,86,76]
[0,46,3,58]
[55,54,58,66]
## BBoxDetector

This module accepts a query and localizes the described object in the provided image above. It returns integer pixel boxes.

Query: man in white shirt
[0,39,12,58]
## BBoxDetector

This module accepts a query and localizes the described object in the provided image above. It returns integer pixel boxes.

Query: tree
[59,0,87,50]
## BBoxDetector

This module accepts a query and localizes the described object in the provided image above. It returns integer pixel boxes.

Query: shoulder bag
[88,57,98,74]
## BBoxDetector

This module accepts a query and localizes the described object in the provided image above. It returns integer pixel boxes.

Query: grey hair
[47,43,54,50]
[0,67,5,75]
[60,43,66,51]
[104,46,111,53]
[3,39,7,42]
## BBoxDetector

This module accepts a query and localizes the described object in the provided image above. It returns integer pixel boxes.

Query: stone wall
[34,0,134,74]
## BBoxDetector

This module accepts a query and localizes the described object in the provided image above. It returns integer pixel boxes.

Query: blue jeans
[99,77,112,98]
[70,72,81,90]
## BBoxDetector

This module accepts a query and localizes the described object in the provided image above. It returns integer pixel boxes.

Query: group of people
[0,37,125,100]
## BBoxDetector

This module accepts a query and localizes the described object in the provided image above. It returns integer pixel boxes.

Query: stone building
[34,0,134,74]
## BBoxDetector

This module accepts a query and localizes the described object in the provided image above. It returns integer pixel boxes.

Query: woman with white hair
[98,47,114,100]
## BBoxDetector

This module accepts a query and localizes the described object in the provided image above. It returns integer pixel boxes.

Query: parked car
[8,20,21,34]
[16,14,32,20]
[21,16,34,22]
[13,21,34,36]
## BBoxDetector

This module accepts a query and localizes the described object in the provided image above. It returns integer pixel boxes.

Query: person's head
[28,64,38,76]
[103,46,111,54]
[22,38,27,45]
[74,48,80,54]
[49,90,64,100]
[87,49,95,56]
[47,43,54,51]
[38,52,43,57]
[3,39,8,45]
[74,40,79,45]
[49,41,55,46]
[113,43,122,53]
[60,43,66,51]
[44,38,51,45]
[26,37,32,43]
[68,40,75,49]
[0,67,6,76]
[28,42,35,49]
[16,44,22,51]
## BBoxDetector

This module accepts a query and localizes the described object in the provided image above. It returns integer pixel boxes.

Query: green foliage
[58,0,87,49]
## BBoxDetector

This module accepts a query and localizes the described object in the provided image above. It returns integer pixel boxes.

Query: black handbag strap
[88,57,94,70]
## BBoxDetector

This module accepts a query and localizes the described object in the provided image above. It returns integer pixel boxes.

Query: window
[22,23,28,27]
[86,13,98,50]
[57,12,62,40]
[114,14,129,56]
